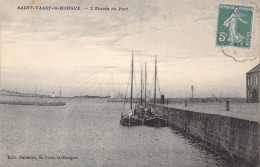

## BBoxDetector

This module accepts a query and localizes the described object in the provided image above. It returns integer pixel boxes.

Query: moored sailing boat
[143,56,167,127]
[120,52,142,126]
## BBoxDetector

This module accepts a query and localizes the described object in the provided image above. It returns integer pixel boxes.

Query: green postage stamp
[216,4,254,49]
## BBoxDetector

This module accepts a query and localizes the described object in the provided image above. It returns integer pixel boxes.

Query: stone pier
[157,104,259,166]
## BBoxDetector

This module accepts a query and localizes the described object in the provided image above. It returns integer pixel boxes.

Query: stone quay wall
[157,105,259,166]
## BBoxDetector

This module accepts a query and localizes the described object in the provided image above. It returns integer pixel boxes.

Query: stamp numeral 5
[219,32,228,42]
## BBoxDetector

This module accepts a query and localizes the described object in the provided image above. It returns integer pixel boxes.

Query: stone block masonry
[157,105,259,166]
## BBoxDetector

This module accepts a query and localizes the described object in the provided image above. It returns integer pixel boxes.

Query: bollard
[185,100,187,107]
[226,101,230,111]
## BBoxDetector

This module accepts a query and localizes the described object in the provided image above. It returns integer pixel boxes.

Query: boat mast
[59,85,62,98]
[145,62,147,107]
[35,87,37,96]
[130,51,134,110]
[140,65,143,106]
[154,56,157,108]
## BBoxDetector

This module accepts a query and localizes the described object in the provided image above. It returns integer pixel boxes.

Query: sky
[0,0,259,97]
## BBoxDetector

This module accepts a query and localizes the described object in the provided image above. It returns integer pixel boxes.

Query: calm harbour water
[0,98,230,167]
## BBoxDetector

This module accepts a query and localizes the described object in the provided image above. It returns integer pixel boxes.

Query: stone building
[246,64,260,103]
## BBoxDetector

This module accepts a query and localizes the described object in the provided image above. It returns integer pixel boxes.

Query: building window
[251,77,253,85]
[256,76,259,86]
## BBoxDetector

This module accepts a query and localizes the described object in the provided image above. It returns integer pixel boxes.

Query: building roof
[247,64,260,74]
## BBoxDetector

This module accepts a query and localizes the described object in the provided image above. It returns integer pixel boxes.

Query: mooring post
[185,100,187,107]
[226,101,230,111]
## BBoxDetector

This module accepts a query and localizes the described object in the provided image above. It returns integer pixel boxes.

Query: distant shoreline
[0,89,109,99]
[0,89,247,101]
[0,100,66,106]
[0,93,66,106]
[73,95,110,98]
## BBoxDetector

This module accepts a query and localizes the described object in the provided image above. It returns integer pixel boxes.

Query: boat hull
[144,117,168,127]
[120,116,143,126]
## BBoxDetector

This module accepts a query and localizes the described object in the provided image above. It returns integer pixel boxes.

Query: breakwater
[0,95,66,106]
[157,104,259,166]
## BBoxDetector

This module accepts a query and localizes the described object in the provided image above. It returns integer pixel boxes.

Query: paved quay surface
[158,102,260,122]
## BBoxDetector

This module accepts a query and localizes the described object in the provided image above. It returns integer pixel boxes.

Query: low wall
[0,95,66,106]
[157,105,259,166]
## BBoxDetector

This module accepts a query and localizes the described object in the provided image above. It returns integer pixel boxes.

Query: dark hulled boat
[120,54,167,127]
[143,56,168,127]
[144,116,167,127]
[120,112,143,126]
[120,51,142,126]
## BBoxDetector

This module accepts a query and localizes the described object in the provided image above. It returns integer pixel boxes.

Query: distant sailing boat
[120,52,142,126]
[143,56,167,127]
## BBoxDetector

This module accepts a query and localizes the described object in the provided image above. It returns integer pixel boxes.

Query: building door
[251,90,259,103]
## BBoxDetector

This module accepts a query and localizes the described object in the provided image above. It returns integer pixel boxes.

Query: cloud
[1,0,260,96]
[1,0,162,46]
